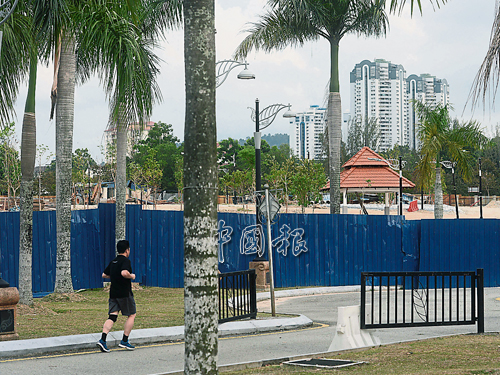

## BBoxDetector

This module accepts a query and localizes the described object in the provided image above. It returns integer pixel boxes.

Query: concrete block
[328,305,380,352]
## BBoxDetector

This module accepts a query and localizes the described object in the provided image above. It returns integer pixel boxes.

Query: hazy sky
[9,0,498,162]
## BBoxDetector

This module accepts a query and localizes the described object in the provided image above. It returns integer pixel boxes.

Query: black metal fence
[361,269,484,333]
[218,269,257,324]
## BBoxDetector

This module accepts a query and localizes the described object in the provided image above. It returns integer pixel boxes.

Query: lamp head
[237,63,256,80]
[282,104,296,118]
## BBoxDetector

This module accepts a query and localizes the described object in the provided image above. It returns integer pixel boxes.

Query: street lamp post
[216,60,255,88]
[368,156,406,215]
[250,99,295,260]
[479,157,483,219]
[440,161,459,219]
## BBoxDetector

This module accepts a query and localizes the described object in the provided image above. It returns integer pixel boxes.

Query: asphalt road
[1,288,499,375]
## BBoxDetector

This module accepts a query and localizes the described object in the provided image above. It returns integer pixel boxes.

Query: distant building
[103,121,155,161]
[350,59,407,151]
[289,105,327,160]
[349,59,449,151]
[342,111,351,144]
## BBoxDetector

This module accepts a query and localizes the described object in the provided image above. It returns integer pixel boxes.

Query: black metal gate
[218,269,257,323]
[361,269,484,333]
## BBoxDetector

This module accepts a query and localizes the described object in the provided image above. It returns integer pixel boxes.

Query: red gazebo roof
[323,147,415,190]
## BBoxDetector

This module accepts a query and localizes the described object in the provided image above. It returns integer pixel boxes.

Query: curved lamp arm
[216,60,254,88]
[368,157,406,171]
[0,0,18,27]
[248,103,294,130]
[440,160,456,173]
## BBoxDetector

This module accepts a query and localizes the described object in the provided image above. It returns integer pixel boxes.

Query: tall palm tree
[31,0,76,293]
[183,0,218,373]
[0,1,37,305]
[234,0,388,214]
[414,101,486,219]
[75,0,164,244]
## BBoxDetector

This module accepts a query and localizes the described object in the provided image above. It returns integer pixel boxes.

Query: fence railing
[360,269,484,333]
[218,269,257,323]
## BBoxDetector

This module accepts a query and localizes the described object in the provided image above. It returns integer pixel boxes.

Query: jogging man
[97,240,136,352]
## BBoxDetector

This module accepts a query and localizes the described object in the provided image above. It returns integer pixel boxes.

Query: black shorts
[108,296,136,316]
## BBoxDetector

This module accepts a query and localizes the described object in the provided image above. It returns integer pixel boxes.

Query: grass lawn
[223,334,500,374]
[15,286,281,340]
[16,287,185,340]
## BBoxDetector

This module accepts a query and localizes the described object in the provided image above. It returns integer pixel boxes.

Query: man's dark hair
[117,240,130,254]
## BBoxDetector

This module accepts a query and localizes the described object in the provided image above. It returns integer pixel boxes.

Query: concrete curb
[0,286,354,359]
[256,285,360,302]
[0,314,312,359]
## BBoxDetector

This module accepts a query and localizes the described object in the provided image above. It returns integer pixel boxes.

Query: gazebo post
[342,189,348,214]
[384,192,390,215]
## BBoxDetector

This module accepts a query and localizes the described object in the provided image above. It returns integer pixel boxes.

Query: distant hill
[238,133,289,147]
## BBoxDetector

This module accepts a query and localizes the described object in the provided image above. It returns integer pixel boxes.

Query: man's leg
[103,312,119,334]
[97,312,118,353]
[119,314,136,350]
[123,313,136,336]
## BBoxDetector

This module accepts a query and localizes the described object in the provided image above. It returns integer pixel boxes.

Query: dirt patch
[40,292,87,303]
[17,303,58,316]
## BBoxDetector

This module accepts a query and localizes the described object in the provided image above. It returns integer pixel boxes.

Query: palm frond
[388,0,447,16]
[31,0,71,61]
[234,4,322,60]
[75,0,162,128]
[235,0,388,59]
[342,0,388,39]
[0,4,34,124]
[142,0,183,39]
[468,1,500,109]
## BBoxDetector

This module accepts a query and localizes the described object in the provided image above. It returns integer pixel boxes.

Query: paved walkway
[1,285,497,375]
[0,286,358,359]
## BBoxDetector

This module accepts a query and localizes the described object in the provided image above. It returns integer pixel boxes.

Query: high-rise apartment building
[289,105,327,160]
[350,59,407,151]
[349,59,449,151]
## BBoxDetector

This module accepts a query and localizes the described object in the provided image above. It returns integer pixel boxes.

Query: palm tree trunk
[55,34,75,293]
[19,57,37,306]
[328,92,342,214]
[115,108,127,243]
[183,0,218,373]
[328,41,341,214]
[434,167,443,219]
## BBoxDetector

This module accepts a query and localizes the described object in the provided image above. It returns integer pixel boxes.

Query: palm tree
[0,1,37,305]
[75,0,167,244]
[414,101,486,219]
[54,31,76,293]
[183,0,218,373]
[234,0,388,214]
[30,0,76,293]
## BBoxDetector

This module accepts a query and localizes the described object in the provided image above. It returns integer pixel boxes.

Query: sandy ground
[113,199,500,220]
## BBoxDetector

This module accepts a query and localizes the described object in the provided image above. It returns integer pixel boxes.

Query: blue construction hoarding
[1,204,499,294]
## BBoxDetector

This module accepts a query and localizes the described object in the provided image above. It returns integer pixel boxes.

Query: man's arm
[121,270,136,280]
[102,273,110,279]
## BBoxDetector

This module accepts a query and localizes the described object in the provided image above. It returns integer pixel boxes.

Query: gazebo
[324,147,415,215]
